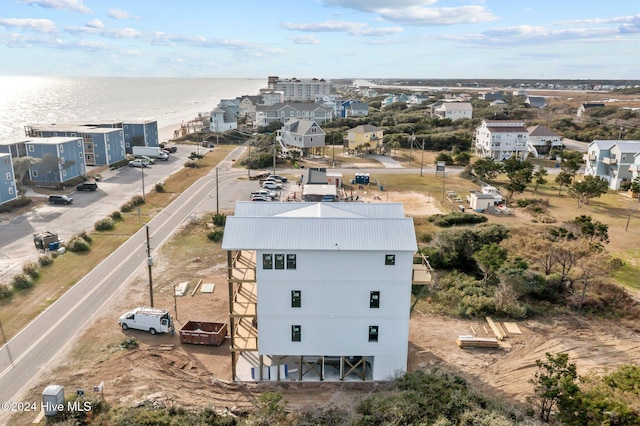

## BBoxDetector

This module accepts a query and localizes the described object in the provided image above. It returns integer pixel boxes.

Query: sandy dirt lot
[10,192,640,423]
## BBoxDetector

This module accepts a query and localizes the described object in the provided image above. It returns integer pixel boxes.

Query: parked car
[48,194,73,205]
[251,189,278,199]
[140,155,155,164]
[76,182,98,191]
[268,174,288,183]
[129,159,148,168]
[251,195,271,202]
[263,177,282,184]
[262,181,282,190]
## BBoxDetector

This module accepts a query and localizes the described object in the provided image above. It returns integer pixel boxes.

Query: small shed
[469,193,500,212]
[42,384,64,416]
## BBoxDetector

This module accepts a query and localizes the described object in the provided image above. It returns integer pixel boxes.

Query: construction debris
[503,322,522,335]
[486,317,506,341]
[456,335,500,349]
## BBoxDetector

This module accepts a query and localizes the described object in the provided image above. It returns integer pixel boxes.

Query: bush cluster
[94,217,115,231]
[207,230,224,242]
[110,210,123,221]
[428,212,488,227]
[212,213,227,227]
[66,234,91,252]
[0,197,32,213]
[12,273,32,290]
[120,195,146,212]
[22,262,39,279]
[38,255,53,267]
[0,284,12,300]
[184,160,200,168]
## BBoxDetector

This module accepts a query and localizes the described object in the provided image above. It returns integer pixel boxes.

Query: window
[287,254,296,270]
[385,254,396,265]
[28,145,35,152]
[262,254,273,269]
[369,326,379,342]
[32,170,38,177]
[291,290,301,308]
[8,187,14,194]
[59,145,64,153]
[291,325,301,342]
[275,254,285,269]
[5,172,10,180]
[370,291,380,309]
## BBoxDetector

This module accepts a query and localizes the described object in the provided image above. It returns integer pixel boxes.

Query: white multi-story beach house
[584,140,640,189]
[433,102,473,121]
[221,202,426,382]
[474,119,531,160]
[267,76,332,102]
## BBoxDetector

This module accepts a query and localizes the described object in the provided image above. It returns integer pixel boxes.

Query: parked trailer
[132,146,169,160]
[179,321,227,346]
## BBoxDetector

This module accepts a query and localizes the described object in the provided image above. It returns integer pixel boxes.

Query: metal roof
[222,202,416,251]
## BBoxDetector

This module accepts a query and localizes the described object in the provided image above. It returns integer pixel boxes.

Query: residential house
[381,93,409,108]
[238,95,263,124]
[490,99,509,107]
[221,202,419,381]
[584,140,640,189]
[267,76,332,102]
[339,99,369,118]
[630,152,640,182]
[210,106,238,133]
[525,96,546,108]
[345,124,384,154]
[276,119,325,157]
[0,140,28,158]
[527,124,563,156]
[474,120,531,160]
[24,124,126,166]
[577,102,605,117]
[478,91,505,101]
[433,102,473,121]
[254,103,334,127]
[408,94,430,105]
[258,90,284,106]
[25,137,86,185]
[0,153,17,205]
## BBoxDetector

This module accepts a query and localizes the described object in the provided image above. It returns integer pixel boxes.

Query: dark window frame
[369,325,379,342]
[291,290,301,308]
[292,325,301,342]
[370,291,380,309]
[385,254,396,265]
[275,254,285,270]
[287,254,297,270]
[262,254,273,269]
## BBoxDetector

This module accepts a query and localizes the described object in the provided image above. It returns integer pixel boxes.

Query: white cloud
[375,5,497,25]
[288,35,320,45]
[108,8,133,20]
[323,0,436,12]
[86,19,104,29]
[0,18,57,34]
[19,0,90,14]
[282,20,402,37]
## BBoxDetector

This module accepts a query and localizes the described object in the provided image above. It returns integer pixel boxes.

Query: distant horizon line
[1,74,639,84]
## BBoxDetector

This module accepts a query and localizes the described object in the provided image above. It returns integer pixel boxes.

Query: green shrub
[120,200,134,212]
[131,195,145,206]
[12,273,32,290]
[207,230,224,242]
[212,213,226,227]
[110,210,123,221]
[120,196,146,212]
[0,284,12,300]
[155,182,165,192]
[38,255,53,267]
[184,160,200,168]
[428,212,488,227]
[94,217,115,231]
[66,235,91,252]
[79,231,92,243]
[120,336,138,349]
[22,261,39,279]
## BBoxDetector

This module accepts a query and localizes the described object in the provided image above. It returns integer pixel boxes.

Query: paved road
[0,147,245,417]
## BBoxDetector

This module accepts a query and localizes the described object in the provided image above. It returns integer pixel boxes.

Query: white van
[118,307,172,335]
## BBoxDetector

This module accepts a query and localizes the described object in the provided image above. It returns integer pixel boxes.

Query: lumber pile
[456,335,500,349]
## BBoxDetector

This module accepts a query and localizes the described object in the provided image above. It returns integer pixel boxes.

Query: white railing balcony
[602,157,617,165]
[583,153,596,161]
[629,164,640,173]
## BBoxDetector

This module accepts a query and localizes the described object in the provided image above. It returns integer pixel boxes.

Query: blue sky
[1,0,639,79]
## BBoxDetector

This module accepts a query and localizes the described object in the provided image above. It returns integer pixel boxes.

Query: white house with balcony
[221,202,419,382]
[433,102,472,121]
[276,119,325,157]
[474,120,531,160]
[584,140,640,189]
[527,124,563,156]
[631,152,640,182]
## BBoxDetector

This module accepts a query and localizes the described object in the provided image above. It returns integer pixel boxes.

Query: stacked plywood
[456,335,500,349]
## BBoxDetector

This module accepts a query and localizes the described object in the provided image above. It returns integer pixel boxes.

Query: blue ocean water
[0,76,266,142]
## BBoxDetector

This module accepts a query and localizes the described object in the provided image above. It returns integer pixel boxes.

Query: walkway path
[368,155,403,168]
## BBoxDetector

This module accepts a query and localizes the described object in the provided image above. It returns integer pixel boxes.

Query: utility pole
[273,139,277,175]
[409,133,415,166]
[247,139,251,178]
[332,133,335,167]
[141,167,145,200]
[146,225,154,307]
[215,167,219,215]
[420,139,425,177]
